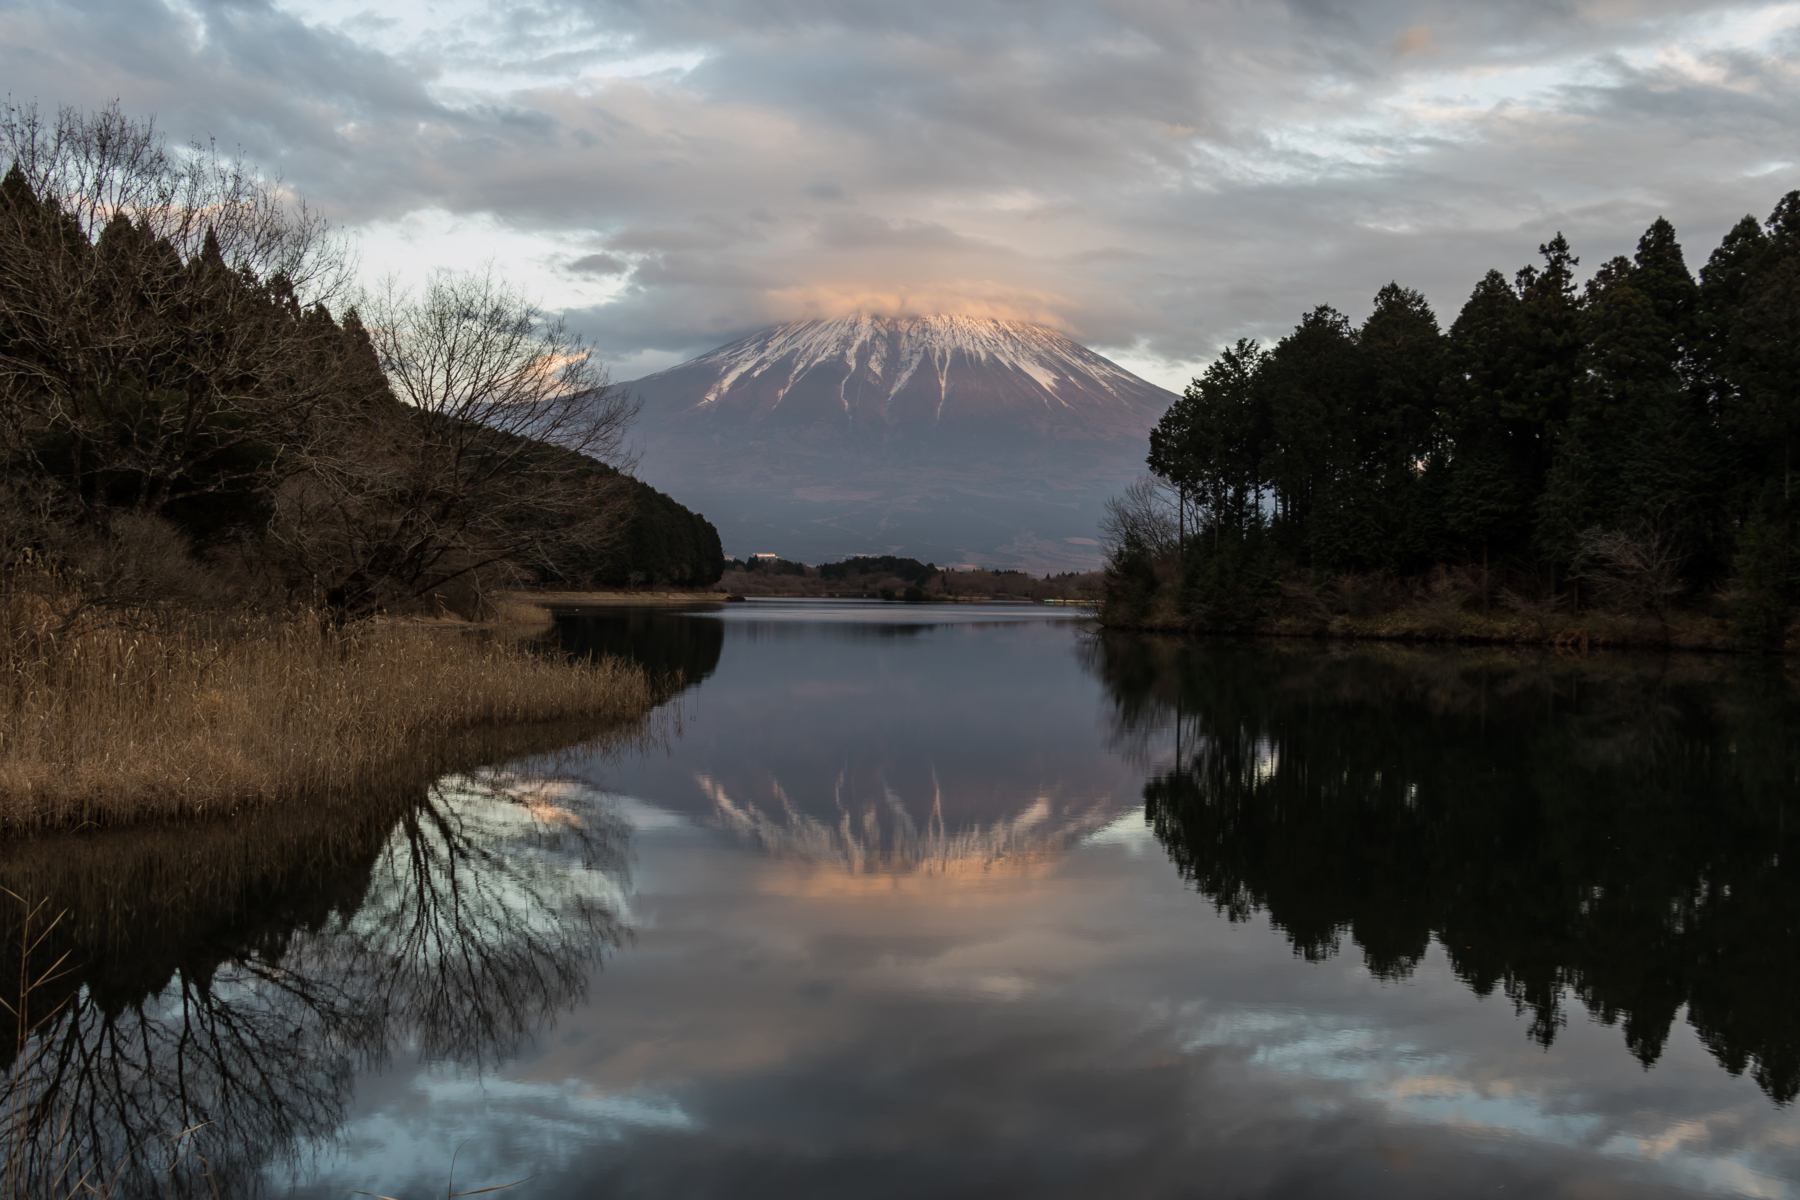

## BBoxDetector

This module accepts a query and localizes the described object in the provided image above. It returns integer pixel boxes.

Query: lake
[4,600,1797,1198]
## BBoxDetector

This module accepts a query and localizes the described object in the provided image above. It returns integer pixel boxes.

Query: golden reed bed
[0,582,657,833]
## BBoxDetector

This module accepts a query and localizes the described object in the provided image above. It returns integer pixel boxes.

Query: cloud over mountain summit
[3,0,1796,385]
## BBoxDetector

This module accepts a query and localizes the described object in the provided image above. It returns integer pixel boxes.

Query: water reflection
[1086,636,1800,1102]
[0,770,630,1197]
[546,610,723,694]
[207,612,1799,1198]
[12,608,1796,1200]
[586,605,1134,884]
[694,769,1123,878]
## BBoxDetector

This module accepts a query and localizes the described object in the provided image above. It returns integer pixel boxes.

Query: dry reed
[490,598,555,632]
[0,581,658,832]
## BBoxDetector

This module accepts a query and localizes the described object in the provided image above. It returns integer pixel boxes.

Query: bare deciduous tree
[273,270,642,617]
[1100,476,1181,564]
[1574,519,1686,629]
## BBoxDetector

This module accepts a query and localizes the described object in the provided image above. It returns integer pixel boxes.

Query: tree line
[1127,193,1800,646]
[720,554,1101,600]
[0,101,720,621]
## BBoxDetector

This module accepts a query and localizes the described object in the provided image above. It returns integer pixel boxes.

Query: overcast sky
[3,0,1796,387]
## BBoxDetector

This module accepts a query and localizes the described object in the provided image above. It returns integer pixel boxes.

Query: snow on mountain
[633,315,1169,443]
[623,315,1176,571]
[684,314,1149,410]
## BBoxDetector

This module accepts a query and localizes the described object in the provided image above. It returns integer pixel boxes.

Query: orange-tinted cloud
[1394,25,1437,56]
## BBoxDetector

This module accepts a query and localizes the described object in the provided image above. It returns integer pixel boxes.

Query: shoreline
[0,598,666,835]
[520,590,733,610]
[1098,604,1796,655]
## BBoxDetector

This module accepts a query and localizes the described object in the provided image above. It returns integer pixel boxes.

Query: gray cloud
[569,251,630,274]
[3,0,1796,380]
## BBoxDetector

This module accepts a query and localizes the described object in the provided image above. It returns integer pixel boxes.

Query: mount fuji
[622,315,1175,570]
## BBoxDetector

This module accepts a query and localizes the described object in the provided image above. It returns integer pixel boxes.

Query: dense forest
[0,103,720,621]
[1119,192,1800,649]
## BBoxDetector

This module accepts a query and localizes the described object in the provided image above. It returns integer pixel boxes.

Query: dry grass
[0,579,658,833]
[489,598,555,633]
[1104,561,1781,653]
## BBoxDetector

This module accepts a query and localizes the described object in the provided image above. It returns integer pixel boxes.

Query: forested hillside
[0,103,719,619]
[1119,193,1800,649]
[540,462,725,589]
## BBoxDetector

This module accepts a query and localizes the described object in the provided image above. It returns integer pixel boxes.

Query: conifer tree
[1436,270,1536,570]
[1358,283,1444,568]
[1511,235,1584,492]
[1708,193,1800,509]
[1260,305,1363,563]
[1702,193,1800,637]
[1537,221,1711,572]
[1148,338,1267,550]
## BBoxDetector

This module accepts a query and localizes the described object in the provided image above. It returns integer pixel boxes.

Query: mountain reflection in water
[697,768,1123,879]
[1088,636,1800,1103]
[0,769,631,1197]
[566,605,1137,884]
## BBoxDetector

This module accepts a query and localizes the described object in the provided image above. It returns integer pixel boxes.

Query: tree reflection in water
[0,769,630,1197]
[1084,636,1800,1103]
[543,610,724,697]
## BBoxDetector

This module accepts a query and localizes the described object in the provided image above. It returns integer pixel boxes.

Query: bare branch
[1100,476,1180,562]
[1573,519,1686,621]
[271,270,642,617]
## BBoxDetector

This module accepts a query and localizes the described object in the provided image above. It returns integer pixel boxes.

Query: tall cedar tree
[1260,306,1362,561]
[1147,337,1268,552]
[1435,270,1537,567]
[1536,220,1714,570]
[1355,283,1444,570]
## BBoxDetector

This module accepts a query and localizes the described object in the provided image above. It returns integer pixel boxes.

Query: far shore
[510,589,1099,608]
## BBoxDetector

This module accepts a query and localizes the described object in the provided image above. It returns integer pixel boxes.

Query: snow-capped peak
[650,315,1150,412]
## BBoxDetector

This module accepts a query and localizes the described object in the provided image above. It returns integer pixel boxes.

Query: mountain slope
[626,315,1175,570]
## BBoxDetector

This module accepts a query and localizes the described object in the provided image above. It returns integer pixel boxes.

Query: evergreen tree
[1436,270,1536,570]
[1260,305,1364,563]
[1510,233,1585,430]
[1537,221,1711,572]
[1511,235,1586,563]
[1148,338,1267,552]
[1706,194,1800,524]
[1357,283,1445,568]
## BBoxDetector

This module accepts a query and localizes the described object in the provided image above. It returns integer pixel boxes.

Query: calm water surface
[5,600,1798,1198]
